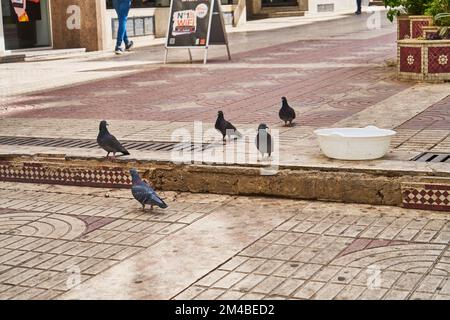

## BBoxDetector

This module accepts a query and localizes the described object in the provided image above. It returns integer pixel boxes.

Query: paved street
[0,181,448,300]
[0,15,449,175]
[0,11,449,301]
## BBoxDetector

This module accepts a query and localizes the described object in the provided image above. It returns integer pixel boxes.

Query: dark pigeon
[97,120,130,158]
[215,111,242,142]
[279,97,296,127]
[130,169,168,211]
[255,123,273,158]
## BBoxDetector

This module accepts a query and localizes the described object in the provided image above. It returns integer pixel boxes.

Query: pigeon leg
[150,204,154,211]
[222,135,227,144]
[112,153,116,161]
[289,121,293,127]
[142,204,146,212]
[106,152,110,158]
[284,121,287,127]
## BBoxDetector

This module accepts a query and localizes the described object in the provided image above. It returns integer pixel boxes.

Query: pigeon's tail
[155,196,168,209]
[122,150,130,156]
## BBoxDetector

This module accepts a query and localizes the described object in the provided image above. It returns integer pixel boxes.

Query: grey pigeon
[130,169,168,211]
[255,124,273,158]
[279,97,296,127]
[97,120,130,158]
[215,111,242,142]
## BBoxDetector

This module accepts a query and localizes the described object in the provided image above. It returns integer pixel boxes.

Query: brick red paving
[4,33,417,128]
[397,95,450,131]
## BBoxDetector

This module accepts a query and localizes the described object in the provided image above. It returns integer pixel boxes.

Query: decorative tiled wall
[399,46,422,73]
[398,17,410,40]
[398,40,450,81]
[410,17,433,39]
[0,161,132,188]
[402,183,450,212]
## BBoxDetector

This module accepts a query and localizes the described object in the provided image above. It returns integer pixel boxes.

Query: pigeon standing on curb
[97,120,130,159]
[279,97,296,127]
[215,111,242,143]
[130,169,168,211]
[256,123,273,160]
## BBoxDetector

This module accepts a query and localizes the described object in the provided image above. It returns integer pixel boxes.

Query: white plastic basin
[314,126,397,160]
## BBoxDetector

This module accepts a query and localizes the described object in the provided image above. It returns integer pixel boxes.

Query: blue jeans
[356,0,362,12]
[113,0,131,49]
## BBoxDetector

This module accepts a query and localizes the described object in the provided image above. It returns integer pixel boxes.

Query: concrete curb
[1,154,449,211]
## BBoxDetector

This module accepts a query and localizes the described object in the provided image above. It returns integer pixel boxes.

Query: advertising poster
[10,0,41,23]
[166,0,212,47]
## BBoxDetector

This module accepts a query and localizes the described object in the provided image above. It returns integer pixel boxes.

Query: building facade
[0,0,366,56]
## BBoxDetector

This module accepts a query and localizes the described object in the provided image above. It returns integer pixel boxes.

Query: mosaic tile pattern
[0,182,223,300]
[399,46,422,73]
[175,201,450,300]
[402,183,450,212]
[0,162,131,189]
[411,19,431,39]
[398,18,410,40]
[428,47,450,74]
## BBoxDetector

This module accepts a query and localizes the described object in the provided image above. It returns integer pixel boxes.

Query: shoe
[125,41,134,51]
[115,47,124,55]
[355,11,362,15]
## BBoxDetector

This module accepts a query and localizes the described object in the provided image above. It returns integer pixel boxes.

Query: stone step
[1,154,449,212]
[260,5,302,13]
[369,0,384,6]
[252,10,306,20]
[0,48,87,64]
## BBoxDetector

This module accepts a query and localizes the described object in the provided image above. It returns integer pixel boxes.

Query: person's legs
[113,0,130,50]
[120,0,131,47]
[356,0,362,14]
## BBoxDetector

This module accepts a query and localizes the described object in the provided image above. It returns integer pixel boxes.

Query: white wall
[0,0,5,55]
[307,0,369,14]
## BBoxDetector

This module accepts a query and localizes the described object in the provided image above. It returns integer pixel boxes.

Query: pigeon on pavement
[255,123,273,159]
[97,120,130,159]
[130,169,168,211]
[279,97,296,127]
[215,111,242,143]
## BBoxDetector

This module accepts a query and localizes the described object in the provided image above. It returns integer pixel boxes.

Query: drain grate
[0,136,214,152]
[412,152,450,163]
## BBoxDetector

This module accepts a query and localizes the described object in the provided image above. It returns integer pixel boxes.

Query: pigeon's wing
[256,132,272,154]
[133,182,168,209]
[149,191,168,209]
[99,134,129,154]
[224,120,237,131]
[225,121,242,137]
[132,184,150,205]
[290,106,296,120]
[268,133,274,154]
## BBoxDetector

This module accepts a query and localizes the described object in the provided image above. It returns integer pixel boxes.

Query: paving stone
[334,285,365,300]
[293,281,326,299]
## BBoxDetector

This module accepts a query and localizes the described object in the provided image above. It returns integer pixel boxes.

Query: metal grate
[0,136,214,152]
[412,152,450,163]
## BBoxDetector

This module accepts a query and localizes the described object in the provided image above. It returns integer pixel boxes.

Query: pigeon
[215,111,242,142]
[130,169,168,211]
[97,120,130,158]
[255,123,273,159]
[279,97,296,127]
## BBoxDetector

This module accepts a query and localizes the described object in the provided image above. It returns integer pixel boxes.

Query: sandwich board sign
[164,0,231,64]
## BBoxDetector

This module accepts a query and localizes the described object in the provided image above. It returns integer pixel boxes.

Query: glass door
[2,0,51,50]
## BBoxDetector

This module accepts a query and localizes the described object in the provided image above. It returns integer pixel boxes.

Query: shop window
[106,0,170,9]
[106,0,233,8]
[112,16,155,38]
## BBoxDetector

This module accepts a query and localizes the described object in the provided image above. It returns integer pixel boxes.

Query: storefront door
[1,0,51,50]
